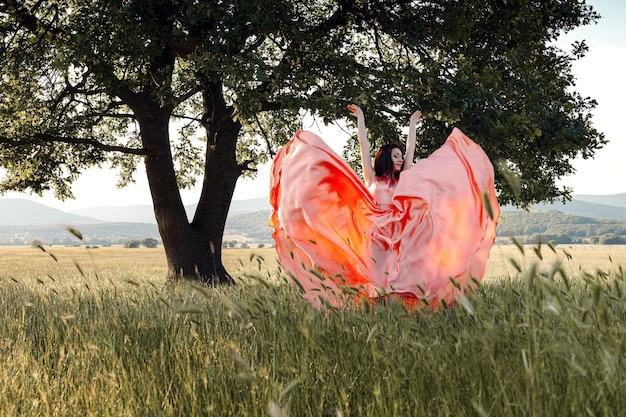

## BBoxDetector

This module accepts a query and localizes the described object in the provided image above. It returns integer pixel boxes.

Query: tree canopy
[0,0,605,282]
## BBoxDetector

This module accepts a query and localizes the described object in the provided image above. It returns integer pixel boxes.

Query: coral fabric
[269,128,499,310]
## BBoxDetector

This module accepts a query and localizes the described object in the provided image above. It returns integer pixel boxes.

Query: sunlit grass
[1,244,625,416]
[485,243,626,282]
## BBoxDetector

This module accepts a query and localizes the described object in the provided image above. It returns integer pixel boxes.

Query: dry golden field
[0,246,280,287]
[485,243,626,281]
[0,243,624,285]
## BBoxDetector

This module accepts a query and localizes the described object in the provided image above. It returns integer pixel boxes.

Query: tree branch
[0,134,148,155]
[172,85,203,108]
[242,35,267,55]
[79,112,137,119]
[259,100,283,112]
[239,159,257,173]
[254,113,275,158]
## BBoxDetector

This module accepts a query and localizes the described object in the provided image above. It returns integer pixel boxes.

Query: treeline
[498,210,626,244]
[0,223,159,246]
[225,209,626,245]
[3,208,625,247]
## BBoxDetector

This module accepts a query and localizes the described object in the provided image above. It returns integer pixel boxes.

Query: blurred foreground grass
[0,244,625,416]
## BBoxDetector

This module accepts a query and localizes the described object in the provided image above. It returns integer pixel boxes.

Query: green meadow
[1,244,625,416]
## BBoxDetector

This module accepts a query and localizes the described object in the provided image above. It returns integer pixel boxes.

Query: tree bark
[189,80,243,285]
[136,88,238,286]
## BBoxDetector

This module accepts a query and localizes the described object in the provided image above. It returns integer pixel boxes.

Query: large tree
[0,0,604,284]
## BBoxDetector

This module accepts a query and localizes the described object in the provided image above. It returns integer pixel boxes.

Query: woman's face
[391,148,404,172]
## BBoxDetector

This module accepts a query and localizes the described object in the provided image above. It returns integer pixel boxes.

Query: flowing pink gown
[269,128,499,310]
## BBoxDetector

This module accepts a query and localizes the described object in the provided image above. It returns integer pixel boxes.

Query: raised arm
[348,104,375,187]
[403,110,422,170]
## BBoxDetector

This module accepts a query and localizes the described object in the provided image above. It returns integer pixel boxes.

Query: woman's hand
[347,104,364,119]
[410,110,422,123]
[404,110,421,171]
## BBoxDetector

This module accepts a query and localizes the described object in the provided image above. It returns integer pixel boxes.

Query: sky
[3,0,625,211]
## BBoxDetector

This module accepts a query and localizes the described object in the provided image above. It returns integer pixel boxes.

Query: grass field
[1,243,625,416]
[2,243,626,284]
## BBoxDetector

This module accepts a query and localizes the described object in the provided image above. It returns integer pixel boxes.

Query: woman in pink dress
[269,104,499,310]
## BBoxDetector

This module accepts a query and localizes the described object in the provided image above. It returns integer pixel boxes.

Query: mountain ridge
[2,194,625,226]
[0,198,107,226]
[49,195,626,225]
[1,194,625,246]
[67,197,271,223]
[571,193,626,207]
[0,196,271,225]
[501,198,626,222]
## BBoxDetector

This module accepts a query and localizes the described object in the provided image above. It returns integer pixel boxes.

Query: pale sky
[3,0,625,210]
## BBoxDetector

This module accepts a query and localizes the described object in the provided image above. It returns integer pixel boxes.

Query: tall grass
[1,244,625,416]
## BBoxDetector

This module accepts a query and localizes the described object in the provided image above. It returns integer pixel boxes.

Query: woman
[348,104,421,208]
[269,105,499,310]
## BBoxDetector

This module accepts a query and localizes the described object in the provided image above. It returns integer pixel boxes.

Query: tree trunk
[138,97,237,286]
[189,80,243,284]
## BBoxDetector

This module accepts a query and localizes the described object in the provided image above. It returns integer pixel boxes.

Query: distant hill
[0,197,272,245]
[0,223,160,246]
[225,209,273,242]
[0,198,105,226]
[223,208,626,246]
[68,197,271,224]
[70,205,156,223]
[69,195,625,225]
[573,193,626,208]
[502,199,626,222]
[2,194,626,246]
[18,194,622,225]
[225,197,270,213]
[497,210,626,244]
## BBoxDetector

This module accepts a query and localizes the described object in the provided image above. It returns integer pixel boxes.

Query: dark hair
[374,143,403,180]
